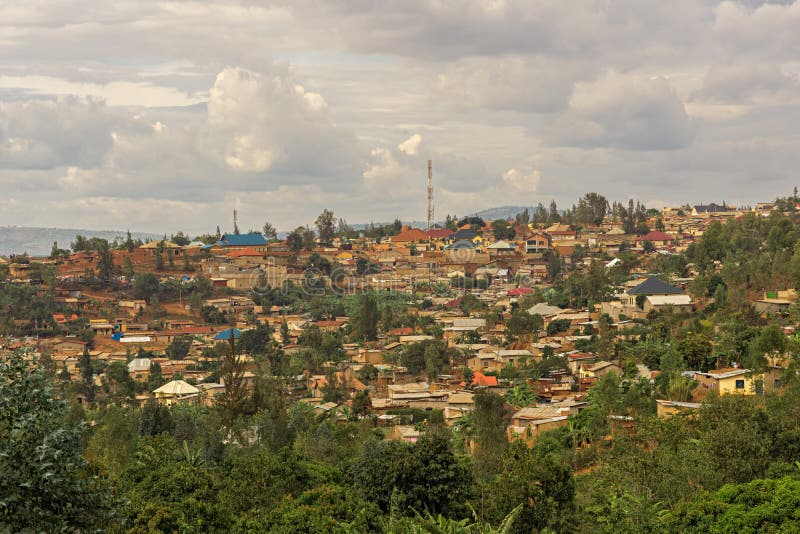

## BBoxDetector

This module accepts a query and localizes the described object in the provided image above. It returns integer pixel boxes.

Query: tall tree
[354,293,379,341]
[315,209,336,243]
[124,230,135,252]
[262,221,277,241]
[79,346,95,404]
[218,336,248,426]
[473,390,508,478]
[96,241,115,280]
[286,228,303,253]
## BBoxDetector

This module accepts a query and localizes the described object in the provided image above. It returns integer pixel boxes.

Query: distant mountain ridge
[0,227,161,256]
[349,206,536,231]
[471,205,536,221]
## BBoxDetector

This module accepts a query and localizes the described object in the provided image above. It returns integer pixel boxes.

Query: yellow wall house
[694,368,761,396]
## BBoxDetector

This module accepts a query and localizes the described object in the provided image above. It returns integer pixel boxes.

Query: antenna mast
[427,160,434,232]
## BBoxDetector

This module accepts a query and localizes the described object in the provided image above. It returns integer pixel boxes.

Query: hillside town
[5,193,800,531]
[2,197,797,425]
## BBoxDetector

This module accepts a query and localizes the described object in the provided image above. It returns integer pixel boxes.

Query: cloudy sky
[1,0,799,234]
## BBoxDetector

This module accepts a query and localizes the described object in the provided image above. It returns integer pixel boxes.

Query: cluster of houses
[1,200,798,445]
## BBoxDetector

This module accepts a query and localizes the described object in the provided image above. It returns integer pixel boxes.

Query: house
[643,294,693,314]
[525,232,551,253]
[140,240,185,257]
[528,303,564,318]
[388,382,442,401]
[580,360,621,379]
[198,383,226,407]
[307,372,367,399]
[467,353,501,372]
[623,277,685,306]
[153,380,201,405]
[693,368,760,396]
[636,231,674,248]
[508,405,570,444]
[315,319,348,332]
[566,352,597,374]
[204,233,268,253]
[127,358,151,382]
[443,317,487,341]
[471,371,499,388]
[753,297,792,315]
[754,202,776,214]
[53,340,88,353]
[453,228,479,241]
[391,226,428,245]
[545,224,577,241]
[487,240,516,258]
[214,328,241,341]
[445,391,475,422]
[692,203,729,215]
[425,228,455,241]
[493,349,533,367]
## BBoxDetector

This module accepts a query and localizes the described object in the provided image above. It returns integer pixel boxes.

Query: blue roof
[214,328,241,340]
[214,234,268,247]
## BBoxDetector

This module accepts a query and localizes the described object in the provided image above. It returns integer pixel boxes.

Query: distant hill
[471,206,535,221]
[348,206,536,231]
[0,227,161,257]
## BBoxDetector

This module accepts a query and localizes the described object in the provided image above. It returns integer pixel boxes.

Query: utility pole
[427,160,434,232]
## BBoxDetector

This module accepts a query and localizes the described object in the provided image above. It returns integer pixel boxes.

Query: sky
[1,0,799,235]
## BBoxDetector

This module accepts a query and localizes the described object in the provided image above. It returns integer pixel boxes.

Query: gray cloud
[0,0,798,233]
[548,71,694,151]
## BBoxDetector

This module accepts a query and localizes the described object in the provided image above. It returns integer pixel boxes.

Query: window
[735,379,745,390]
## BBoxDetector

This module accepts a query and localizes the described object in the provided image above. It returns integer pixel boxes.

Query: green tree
[491,219,515,240]
[287,228,304,253]
[122,256,135,279]
[677,333,713,371]
[505,310,543,340]
[263,221,277,241]
[124,230,136,252]
[663,477,800,533]
[354,292,379,341]
[133,272,160,302]
[316,209,336,244]
[166,335,193,360]
[473,391,508,478]
[217,337,248,426]
[352,429,472,518]
[79,346,95,404]
[280,319,290,345]
[0,352,116,530]
[103,360,136,403]
[480,441,575,533]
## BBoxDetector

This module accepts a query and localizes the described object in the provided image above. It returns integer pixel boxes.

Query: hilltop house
[692,203,729,215]
[203,234,268,254]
